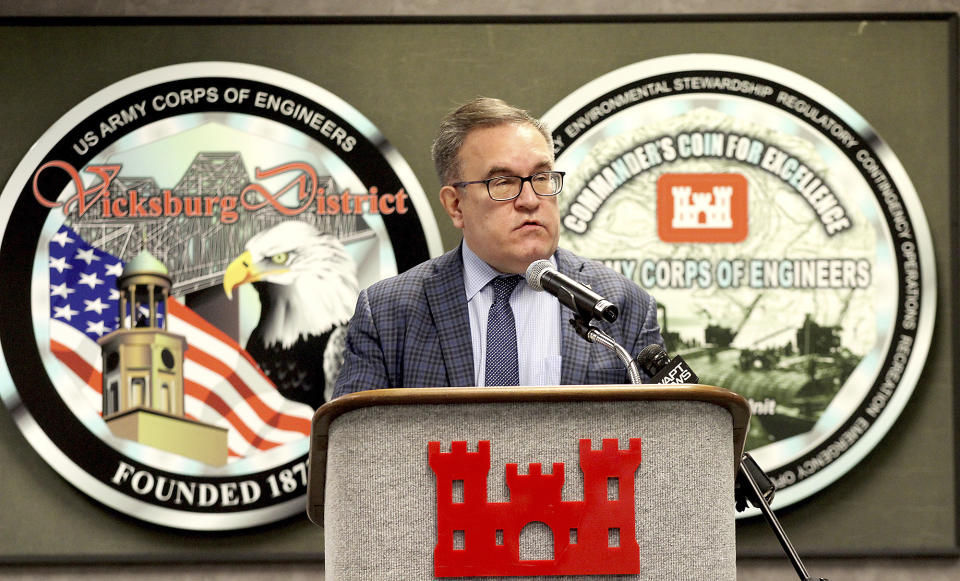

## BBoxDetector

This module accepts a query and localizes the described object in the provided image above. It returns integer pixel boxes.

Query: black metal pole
[739,453,824,581]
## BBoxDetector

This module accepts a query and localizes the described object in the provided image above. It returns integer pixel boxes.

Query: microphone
[525,259,619,323]
[635,344,699,385]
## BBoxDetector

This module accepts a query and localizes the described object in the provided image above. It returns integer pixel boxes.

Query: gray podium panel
[310,386,748,580]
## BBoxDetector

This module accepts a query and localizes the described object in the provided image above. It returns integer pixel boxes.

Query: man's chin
[515,248,557,272]
[481,238,558,273]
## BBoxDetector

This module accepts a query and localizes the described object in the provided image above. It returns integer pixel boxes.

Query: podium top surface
[307,384,750,525]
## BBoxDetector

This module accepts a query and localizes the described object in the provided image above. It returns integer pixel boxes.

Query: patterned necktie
[484,275,521,386]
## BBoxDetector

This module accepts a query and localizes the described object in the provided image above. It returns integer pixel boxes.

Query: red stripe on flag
[51,339,102,394]
[183,379,283,452]
[184,348,310,435]
[169,299,271,374]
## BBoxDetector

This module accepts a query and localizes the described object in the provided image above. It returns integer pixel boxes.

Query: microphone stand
[737,453,827,581]
[568,316,826,580]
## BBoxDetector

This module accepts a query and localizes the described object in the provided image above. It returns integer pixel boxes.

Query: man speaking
[333,97,663,396]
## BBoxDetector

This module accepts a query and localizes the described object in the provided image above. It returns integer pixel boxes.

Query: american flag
[47,224,313,461]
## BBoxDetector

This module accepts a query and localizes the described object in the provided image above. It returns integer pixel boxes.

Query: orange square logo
[657,173,748,243]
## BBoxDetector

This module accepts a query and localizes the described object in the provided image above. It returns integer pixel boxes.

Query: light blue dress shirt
[461,242,562,386]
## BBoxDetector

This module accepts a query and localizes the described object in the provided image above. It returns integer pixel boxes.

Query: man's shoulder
[556,247,645,297]
[364,246,461,299]
[557,247,618,279]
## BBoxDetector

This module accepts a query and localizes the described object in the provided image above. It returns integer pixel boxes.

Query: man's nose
[514,180,540,208]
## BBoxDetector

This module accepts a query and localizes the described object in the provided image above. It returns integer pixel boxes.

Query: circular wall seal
[542,54,936,513]
[0,62,441,530]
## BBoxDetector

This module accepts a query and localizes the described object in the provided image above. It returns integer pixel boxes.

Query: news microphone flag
[47,224,313,461]
[636,344,700,385]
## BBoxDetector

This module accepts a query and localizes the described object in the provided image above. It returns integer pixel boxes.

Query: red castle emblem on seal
[428,438,642,577]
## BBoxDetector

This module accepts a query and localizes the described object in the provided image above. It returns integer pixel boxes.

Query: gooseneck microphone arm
[569,319,644,385]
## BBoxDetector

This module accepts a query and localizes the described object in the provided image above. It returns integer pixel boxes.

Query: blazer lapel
[424,246,476,387]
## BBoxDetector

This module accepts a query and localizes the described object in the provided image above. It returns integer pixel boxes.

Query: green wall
[0,17,955,560]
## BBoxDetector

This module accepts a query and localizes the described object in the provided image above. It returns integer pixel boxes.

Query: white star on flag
[84,320,108,337]
[77,271,104,289]
[75,248,100,265]
[49,256,72,273]
[83,297,109,315]
[53,304,79,321]
[50,282,74,299]
[50,229,74,247]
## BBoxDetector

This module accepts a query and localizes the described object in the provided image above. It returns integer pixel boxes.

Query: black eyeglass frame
[451,171,566,201]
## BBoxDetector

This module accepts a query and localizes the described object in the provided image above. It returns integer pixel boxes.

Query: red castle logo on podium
[428,438,642,577]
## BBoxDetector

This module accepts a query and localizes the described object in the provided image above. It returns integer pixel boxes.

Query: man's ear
[439,185,464,229]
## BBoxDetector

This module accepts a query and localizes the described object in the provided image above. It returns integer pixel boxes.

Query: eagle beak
[223,250,259,299]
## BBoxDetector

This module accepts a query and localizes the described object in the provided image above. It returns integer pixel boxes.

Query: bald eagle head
[223,221,359,349]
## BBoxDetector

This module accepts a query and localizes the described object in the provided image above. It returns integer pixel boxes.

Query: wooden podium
[307,385,749,580]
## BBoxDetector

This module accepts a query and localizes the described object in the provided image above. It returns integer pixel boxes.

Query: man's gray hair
[431,97,553,186]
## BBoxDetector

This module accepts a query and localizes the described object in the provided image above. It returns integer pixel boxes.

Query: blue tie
[485,275,521,386]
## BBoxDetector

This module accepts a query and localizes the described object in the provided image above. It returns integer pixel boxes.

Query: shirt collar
[461,241,557,301]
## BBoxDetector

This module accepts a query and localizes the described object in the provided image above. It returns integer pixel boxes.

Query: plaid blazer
[333,245,663,397]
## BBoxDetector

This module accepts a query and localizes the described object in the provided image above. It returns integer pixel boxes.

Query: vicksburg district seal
[0,62,440,530]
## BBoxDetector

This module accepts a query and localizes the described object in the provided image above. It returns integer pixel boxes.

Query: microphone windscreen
[524,259,553,292]
[636,344,668,375]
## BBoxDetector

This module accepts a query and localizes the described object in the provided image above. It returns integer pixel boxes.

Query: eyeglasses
[452,171,565,201]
